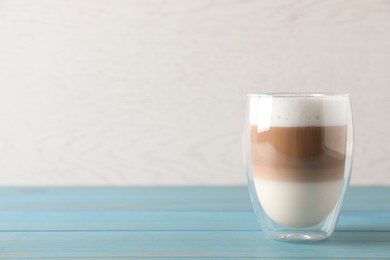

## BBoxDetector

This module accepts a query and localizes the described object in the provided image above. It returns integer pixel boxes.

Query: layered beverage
[249,97,347,228]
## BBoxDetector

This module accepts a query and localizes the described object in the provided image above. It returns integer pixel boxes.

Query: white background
[0,0,389,185]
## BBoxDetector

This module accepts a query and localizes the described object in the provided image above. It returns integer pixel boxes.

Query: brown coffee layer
[251,125,346,182]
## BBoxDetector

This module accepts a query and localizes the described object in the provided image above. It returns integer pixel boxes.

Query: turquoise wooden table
[0,186,389,258]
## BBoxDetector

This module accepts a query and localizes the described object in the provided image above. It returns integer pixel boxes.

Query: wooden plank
[0,210,389,232]
[338,211,390,231]
[0,231,389,258]
[342,186,390,211]
[0,186,388,211]
[0,186,251,211]
[0,211,259,231]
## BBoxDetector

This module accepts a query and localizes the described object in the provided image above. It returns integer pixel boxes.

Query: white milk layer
[254,179,343,228]
[249,96,348,129]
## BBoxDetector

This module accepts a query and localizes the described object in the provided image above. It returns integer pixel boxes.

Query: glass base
[267,231,329,243]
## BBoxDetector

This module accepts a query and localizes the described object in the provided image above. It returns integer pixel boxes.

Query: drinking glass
[242,93,353,242]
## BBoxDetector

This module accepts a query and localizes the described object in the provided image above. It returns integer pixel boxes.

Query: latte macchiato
[249,97,347,227]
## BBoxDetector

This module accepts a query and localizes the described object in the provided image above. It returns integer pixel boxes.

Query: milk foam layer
[254,179,343,228]
[249,96,348,128]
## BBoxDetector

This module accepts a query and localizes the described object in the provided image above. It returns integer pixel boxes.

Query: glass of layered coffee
[242,93,353,242]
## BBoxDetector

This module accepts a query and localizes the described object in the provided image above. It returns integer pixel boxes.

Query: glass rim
[246,92,350,98]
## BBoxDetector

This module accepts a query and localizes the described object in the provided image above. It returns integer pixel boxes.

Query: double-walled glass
[242,93,353,242]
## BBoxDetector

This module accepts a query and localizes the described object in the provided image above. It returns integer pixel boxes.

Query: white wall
[0,0,389,185]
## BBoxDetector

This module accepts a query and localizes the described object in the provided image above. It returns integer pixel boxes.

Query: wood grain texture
[0,0,389,185]
[0,186,388,258]
[0,210,389,232]
[0,186,388,211]
[1,231,390,258]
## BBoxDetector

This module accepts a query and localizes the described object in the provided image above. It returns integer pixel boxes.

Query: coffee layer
[251,125,346,182]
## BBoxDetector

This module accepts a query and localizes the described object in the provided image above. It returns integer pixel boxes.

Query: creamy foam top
[249,96,348,129]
